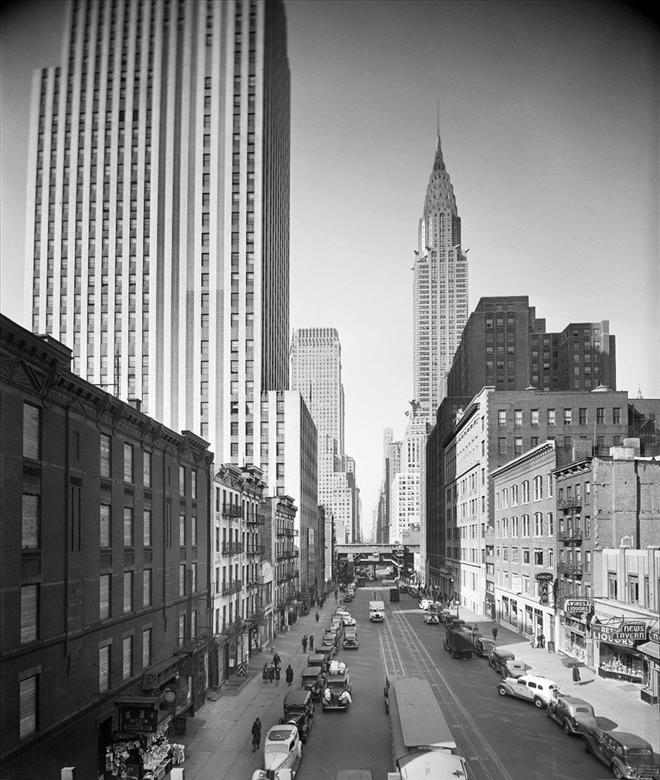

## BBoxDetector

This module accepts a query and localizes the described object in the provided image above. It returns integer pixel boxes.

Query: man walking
[273,652,281,671]
[301,634,308,653]
[308,634,314,652]
[315,610,320,623]
[285,664,294,685]
[251,717,262,752]
[491,626,499,642]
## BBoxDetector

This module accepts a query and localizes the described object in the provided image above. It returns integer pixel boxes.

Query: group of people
[300,634,315,653]
[262,652,296,686]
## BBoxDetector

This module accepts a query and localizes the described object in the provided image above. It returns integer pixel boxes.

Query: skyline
[2,0,659,530]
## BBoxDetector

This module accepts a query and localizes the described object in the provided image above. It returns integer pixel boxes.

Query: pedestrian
[539,632,545,649]
[334,589,338,602]
[315,610,320,623]
[491,626,499,642]
[251,717,261,752]
[267,663,274,683]
[308,634,314,652]
[274,664,281,683]
[273,652,281,671]
[262,663,269,683]
[572,665,581,684]
[285,664,294,685]
[301,634,308,653]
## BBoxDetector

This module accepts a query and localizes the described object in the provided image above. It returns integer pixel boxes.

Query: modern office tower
[290,327,358,543]
[447,297,617,399]
[25,0,290,467]
[261,389,321,606]
[413,135,469,418]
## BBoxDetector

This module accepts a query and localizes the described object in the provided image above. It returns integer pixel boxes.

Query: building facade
[413,136,469,416]
[0,314,212,780]
[26,0,291,466]
[491,441,557,644]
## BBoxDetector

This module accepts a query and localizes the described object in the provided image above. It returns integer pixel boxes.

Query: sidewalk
[176,596,340,780]
[457,606,660,751]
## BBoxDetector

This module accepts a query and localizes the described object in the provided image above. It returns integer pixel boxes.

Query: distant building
[413,136,469,415]
[0,314,212,780]
[263,495,299,631]
[447,297,616,399]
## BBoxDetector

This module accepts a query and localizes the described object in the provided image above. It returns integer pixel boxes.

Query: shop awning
[637,641,660,661]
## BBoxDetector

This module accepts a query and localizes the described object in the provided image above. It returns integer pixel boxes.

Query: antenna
[436,100,440,140]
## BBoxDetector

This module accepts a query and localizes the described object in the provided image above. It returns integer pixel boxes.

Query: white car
[418,599,433,611]
[262,724,303,775]
[423,612,440,625]
[497,674,559,709]
[342,615,357,627]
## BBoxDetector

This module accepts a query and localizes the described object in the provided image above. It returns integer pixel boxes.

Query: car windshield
[626,748,653,759]
[328,679,346,690]
[268,728,293,742]
[267,742,292,754]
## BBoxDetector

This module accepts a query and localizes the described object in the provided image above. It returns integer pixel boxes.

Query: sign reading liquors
[592,622,647,646]
[564,599,591,615]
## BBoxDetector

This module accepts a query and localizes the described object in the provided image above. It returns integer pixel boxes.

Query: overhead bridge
[335,542,419,562]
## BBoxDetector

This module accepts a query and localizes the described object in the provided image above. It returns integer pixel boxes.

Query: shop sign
[118,702,158,734]
[592,621,647,646]
[535,571,554,583]
[564,598,591,615]
[650,629,660,643]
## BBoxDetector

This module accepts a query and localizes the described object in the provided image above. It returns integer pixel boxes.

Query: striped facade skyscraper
[413,135,469,419]
[26,0,290,465]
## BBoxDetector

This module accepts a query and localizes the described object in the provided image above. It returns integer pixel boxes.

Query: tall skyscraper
[413,135,469,418]
[26,0,290,465]
[290,327,358,544]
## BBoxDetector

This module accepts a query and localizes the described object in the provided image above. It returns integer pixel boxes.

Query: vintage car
[281,689,314,743]
[307,653,327,673]
[474,636,496,657]
[418,598,433,611]
[342,592,354,603]
[261,724,303,777]
[323,629,340,648]
[583,728,660,779]
[424,612,440,625]
[546,694,597,735]
[322,665,352,711]
[488,647,516,675]
[341,614,357,627]
[497,674,559,708]
[300,665,325,701]
[319,640,337,661]
[342,625,359,649]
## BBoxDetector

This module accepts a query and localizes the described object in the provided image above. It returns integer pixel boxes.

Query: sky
[1,1,659,539]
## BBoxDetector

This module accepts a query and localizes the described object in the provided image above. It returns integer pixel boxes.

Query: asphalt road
[295,585,609,780]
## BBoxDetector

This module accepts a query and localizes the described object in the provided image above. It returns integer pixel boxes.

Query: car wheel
[533,697,544,709]
[497,686,507,697]
[612,764,624,780]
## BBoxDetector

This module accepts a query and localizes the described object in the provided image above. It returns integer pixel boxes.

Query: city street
[180,582,656,780]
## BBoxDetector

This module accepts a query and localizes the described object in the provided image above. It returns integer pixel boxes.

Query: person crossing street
[285,664,294,685]
[251,717,261,752]
[301,634,308,653]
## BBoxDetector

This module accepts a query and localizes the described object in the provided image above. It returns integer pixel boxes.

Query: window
[613,407,621,425]
[522,480,530,502]
[22,494,40,549]
[514,410,522,427]
[579,408,587,425]
[143,509,152,546]
[191,562,198,592]
[143,569,152,607]
[100,434,111,477]
[123,507,134,546]
[523,549,530,564]
[142,628,152,668]
[23,403,41,459]
[143,451,152,487]
[100,573,111,619]
[20,584,38,643]
[177,613,186,646]
[123,571,133,613]
[498,437,507,455]
[547,475,553,497]
[123,443,133,482]
[179,465,185,495]
[179,514,186,546]
[100,504,111,547]
[563,408,572,425]
[533,476,543,501]
[191,470,197,499]
[98,643,111,692]
[19,674,38,738]
[534,512,543,535]
[191,609,198,639]
[498,410,507,426]
[547,409,556,426]
[179,564,186,596]
[596,408,604,424]
[514,437,523,455]
[628,575,639,604]
[530,409,539,426]
[122,636,133,679]
[534,549,543,565]
[547,512,554,535]
[191,515,197,546]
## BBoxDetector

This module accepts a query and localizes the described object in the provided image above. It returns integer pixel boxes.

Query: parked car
[343,592,354,603]
[546,694,597,736]
[503,659,533,678]
[488,647,516,675]
[424,612,440,625]
[281,689,314,743]
[322,664,352,711]
[497,674,559,709]
[583,728,660,779]
[418,598,433,611]
[261,724,303,777]
[319,641,337,661]
[444,616,467,630]
[444,625,474,659]
[307,653,327,673]
[301,665,325,701]
[342,614,357,627]
[474,636,496,657]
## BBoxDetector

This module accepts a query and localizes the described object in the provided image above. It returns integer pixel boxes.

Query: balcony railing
[276,549,298,561]
[557,497,582,510]
[247,512,265,526]
[246,544,265,556]
[221,579,242,596]
[558,528,583,543]
[222,542,244,556]
[557,561,583,578]
[222,504,243,519]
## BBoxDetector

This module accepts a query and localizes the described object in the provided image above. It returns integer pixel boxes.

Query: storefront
[592,620,648,684]
[560,615,587,661]
[638,628,660,706]
[175,638,209,715]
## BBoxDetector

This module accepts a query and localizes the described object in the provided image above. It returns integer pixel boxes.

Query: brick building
[0,315,212,780]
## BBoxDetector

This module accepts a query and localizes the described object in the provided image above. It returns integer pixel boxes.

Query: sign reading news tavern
[592,621,647,646]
